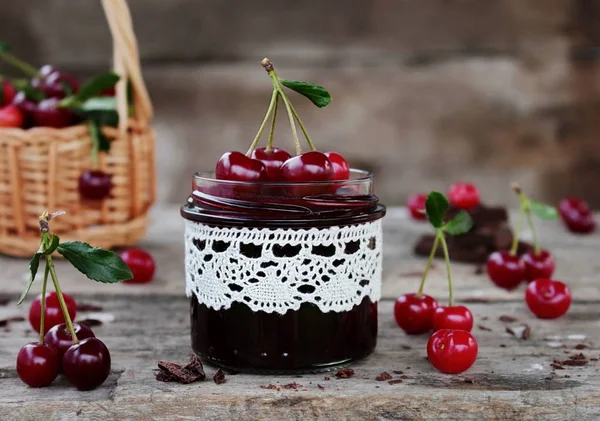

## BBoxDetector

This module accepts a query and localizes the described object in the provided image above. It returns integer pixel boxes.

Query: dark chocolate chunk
[335,368,355,378]
[213,369,226,384]
[376,372,392,381]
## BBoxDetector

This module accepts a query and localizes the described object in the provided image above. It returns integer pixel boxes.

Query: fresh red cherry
[216,151,268,182]
[559,198,596,234]
[448,182,480,210]
[44,323,95,372]
[394,293,438,334]
[12,91,37,126]
[32,66,80,99]
[280,151,334,182]
[407,193,428,221]
[78,170,112,200]
[522,249,555,282]
[525,279,571,319]
[0,105,24,128]
[432,305,474,332]
[427,329,478,374]
[29,291,77,334]
[486,251,526,290]
[63,337,111,390]
[250,147,291,180]
[32,98,73,128]
[119,248,156,284]
[1,79,16,106]
[325,151,350,181]
[16,342,59,387]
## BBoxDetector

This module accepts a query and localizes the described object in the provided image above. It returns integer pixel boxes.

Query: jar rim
[193,168,373,187]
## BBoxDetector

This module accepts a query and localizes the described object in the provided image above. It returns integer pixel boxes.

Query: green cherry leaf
[75,72,120,102]
[57,241,133,283]
[42,234,60,255]
[77,96,119,127]
[88,120,111,152]
[425,191,449,229]
[528,199,559,220]
[443,210,474,235]
[280,79,332,108]
[17,253,41,305]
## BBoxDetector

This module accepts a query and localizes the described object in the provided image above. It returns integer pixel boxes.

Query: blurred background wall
[1,0,600,208]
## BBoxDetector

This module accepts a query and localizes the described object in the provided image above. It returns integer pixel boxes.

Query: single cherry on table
[525,279,571,319]
[427,329,478,374]
[407,193,428,221]
[29,291,77,334]
[431,305,473,332]
[119,248,156,284]
[250,147,291,181]
[522,249,555,281]
[44,323,95,371]
[448,182,480,210]
[16,342,59,388]
[559,198,596,234]
[486,251,526,290]
[78,170,113,200]
[63,337,111,391]
[0,105,24,128]
[394,293,438,334]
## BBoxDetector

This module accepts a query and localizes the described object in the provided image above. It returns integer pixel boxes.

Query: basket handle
[101,0,153,136]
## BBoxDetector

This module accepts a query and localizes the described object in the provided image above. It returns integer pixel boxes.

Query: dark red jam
[182,170,385,373]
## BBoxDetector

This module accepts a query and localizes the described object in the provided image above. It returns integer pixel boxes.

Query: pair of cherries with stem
[216,58,349,185]
[486,183,571,319]
[16,211,132,390]
[395,191,478,374]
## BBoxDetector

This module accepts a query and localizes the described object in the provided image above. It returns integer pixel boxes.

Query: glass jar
[181,170,386,373]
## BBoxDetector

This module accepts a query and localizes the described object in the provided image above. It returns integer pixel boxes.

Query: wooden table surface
[1,205,599,421]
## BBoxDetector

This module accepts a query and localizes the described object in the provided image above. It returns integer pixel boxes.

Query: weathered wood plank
[0,205,597,303]
[0,296,599,420]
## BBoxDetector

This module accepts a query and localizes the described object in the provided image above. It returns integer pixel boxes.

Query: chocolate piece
[335,368,355,378]
[213,369,226,384]
[156,354,207,384]
[376,372,392,381]
[414,203,531,264]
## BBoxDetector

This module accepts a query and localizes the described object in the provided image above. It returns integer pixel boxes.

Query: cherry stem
[288,100,316,151]
[246,89,278,157]
[417,233,440,295]
[437,230,454,307]
[510,207,524,255]
[512,183,540,255]
[0,51,39,78]
[262,58,305,155]
[266,94,279,152]
[38,264,50,344]
[88,122,100,169]
[46,255,78,344]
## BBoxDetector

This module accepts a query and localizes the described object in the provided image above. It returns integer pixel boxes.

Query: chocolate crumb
[499,315,518,323]
[388,379,403,385]
[544,377,553,380]
[324,376,330,381]
[392,370,404,375]
[335,368,354,378]
[570,353,586,360]
[261,384,280,391]
[474,266,485,275]
[213,369,226,385]
[375,386,380,388]
[551,363,564,370]
[565,375,571,378]
[463,377,475,384]
[0,316,25,327]
[575,344,587,350]
[478,325,492,332]
[499,344,506,348]
[406,366,411,369]
[76,302,103,312]
[78,319,103,327]
[400,375,411,379]
[481,316,489,321]
[401,345,412,350]
[590,358,599,362]
[0,294,12,306]
[376,372,392,381]
[505,324,530,340]
[317,384,325,391]
[281,382,302,389]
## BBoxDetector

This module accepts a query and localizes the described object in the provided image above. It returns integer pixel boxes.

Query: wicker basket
[0,0,155,257]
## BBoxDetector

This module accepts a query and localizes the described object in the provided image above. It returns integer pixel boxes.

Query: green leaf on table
[75,72,119,102]
[17,253,41,305]
[88,120,111,152]
[528,199,558,220]
[443,210,473,235]
[57,241,133,283]
[42,234,60,255]
[12,78,45,102]
[77,96,119,127]
[280,79,332,108]
[425,191,449,229]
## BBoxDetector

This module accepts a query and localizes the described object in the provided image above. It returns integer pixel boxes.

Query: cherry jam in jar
[181,170,386,373]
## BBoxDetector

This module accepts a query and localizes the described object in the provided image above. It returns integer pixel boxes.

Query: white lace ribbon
[184,219,383,314]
